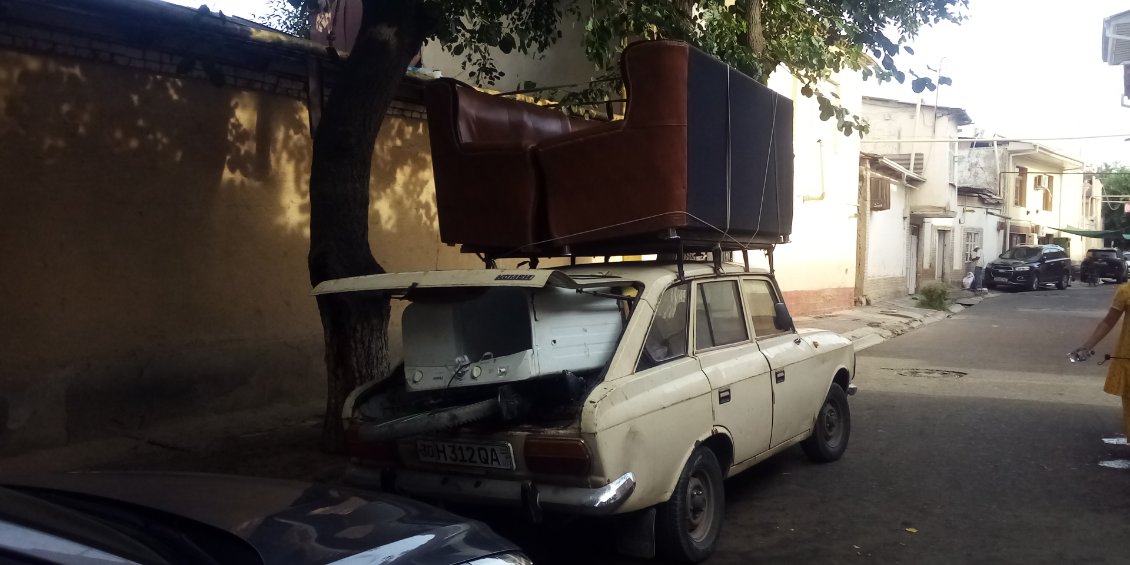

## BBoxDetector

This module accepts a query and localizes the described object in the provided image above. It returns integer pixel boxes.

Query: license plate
[416,440,515,470]
[994,277,1008,282]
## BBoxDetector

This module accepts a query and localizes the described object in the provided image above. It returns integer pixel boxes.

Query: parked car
[1080,248,1130,284]
[984,244,1071,291]
[0,471,530,565]
[317,261,856,563]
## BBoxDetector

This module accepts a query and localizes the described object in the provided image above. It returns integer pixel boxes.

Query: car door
[741,277,827,447]
[692,278,773,464]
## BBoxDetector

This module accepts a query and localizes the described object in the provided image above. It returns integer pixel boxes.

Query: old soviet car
[316,260,856,563]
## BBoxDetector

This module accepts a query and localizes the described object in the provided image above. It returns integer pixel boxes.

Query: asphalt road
[501,282,1130,564]
[13,282,1129,564]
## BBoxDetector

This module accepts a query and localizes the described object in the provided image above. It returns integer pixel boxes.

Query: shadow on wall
[0,51,326,452]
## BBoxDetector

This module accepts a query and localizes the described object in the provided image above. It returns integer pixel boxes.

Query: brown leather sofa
[424,40,794,255]
[424,79,604,250]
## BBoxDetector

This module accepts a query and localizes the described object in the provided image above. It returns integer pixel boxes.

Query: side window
[694,281,749,350]
[636,283,690,371]
[742,279,788,338]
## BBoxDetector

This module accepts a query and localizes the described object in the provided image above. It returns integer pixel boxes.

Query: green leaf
[499,34,516,54]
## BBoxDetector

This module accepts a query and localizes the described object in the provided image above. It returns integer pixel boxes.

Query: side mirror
[1038,256,1046,263]
[773,302,794,332]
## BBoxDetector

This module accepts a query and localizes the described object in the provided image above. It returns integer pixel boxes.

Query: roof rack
[462,228,783,280]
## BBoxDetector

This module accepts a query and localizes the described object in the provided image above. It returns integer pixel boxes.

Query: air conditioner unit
[1033,175,1047,188]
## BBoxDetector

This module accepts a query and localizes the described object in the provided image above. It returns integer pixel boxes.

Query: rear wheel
[656,447,725,563]
[801,384,851,463]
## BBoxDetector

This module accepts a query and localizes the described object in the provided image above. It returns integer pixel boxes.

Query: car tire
[1057,273,1068,290]
[1028,274,1040,291]
[801,384,851,463]
[656,447,725,563]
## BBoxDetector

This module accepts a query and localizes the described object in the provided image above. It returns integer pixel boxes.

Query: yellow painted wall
[0,49,473,452]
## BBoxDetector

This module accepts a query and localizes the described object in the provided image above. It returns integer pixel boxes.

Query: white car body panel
[332,262,854,516]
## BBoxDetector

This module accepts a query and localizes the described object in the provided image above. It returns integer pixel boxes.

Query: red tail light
[345,427,398,466]
[524,436,592,476]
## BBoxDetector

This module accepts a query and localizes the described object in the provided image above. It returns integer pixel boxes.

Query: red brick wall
[782,287,855,316]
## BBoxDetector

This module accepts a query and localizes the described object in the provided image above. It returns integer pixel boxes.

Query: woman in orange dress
[1075,283,1130,436]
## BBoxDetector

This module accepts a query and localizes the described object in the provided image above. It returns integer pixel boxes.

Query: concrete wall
[865,180,910,298]
[0,36,497,452]
[421,18,594,93]
[861,99,961,213]
[764,70,861,315]
[956,145,1007,195]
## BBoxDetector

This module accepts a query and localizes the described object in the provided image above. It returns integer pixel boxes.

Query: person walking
[1073,283,1130,438]
[970,246,985,291]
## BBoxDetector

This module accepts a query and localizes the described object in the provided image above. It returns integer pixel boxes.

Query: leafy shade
[1099,164,1130,235]
[573,0,968,136]
[256,0,310,38]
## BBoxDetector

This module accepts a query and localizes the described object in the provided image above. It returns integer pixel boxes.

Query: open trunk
[314,270,640,441]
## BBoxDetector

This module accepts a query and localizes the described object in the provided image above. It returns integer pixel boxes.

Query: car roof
[313,261,770,295]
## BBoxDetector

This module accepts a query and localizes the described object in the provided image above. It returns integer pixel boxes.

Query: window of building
[637,283,690,371]
[1014,167,1028,207]
[963,229,983,263]
[695,281,749,350]
[870,177,891,211]
[741,279,788,338]
[1042,175,1054,212]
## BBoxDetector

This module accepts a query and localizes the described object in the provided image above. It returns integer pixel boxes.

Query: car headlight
[465,552,535,565]
[1015,266,1030,271]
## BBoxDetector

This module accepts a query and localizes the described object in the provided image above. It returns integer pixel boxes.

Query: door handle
[775,369,785,383]
[793,337,802,345]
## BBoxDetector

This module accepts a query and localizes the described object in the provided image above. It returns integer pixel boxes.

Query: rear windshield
[1000,247,1040,260]
[1088,250,1118,259]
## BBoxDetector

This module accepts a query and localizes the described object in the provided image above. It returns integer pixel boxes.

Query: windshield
[999,247,1040,260]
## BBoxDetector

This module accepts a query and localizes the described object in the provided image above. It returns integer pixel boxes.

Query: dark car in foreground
[0,472,530,565]
[1080,247,1128,284]
[985,244,1070,291]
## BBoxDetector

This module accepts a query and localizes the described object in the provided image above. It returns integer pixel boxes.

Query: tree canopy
[1099,164,1130,235]
[277,0,967,134]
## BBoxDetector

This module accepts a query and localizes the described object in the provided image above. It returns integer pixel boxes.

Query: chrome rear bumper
[345,466,636,516]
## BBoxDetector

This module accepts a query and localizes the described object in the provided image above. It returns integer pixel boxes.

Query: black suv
[1080,248,1128,284]
[985,244,1071,291]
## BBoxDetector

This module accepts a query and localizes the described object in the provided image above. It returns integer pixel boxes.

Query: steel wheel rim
[685,472,716,543]
[821,401,844,449]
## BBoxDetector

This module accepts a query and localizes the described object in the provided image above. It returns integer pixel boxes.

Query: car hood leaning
[3,471,517,565]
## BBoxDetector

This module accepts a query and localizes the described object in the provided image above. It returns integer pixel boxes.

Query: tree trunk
[308,0,429,452]
[745,0,766,58]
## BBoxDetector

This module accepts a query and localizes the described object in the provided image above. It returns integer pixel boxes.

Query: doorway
[935,228,952,282]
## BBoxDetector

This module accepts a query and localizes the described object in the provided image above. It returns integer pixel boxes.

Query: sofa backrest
[428,79,594,148]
